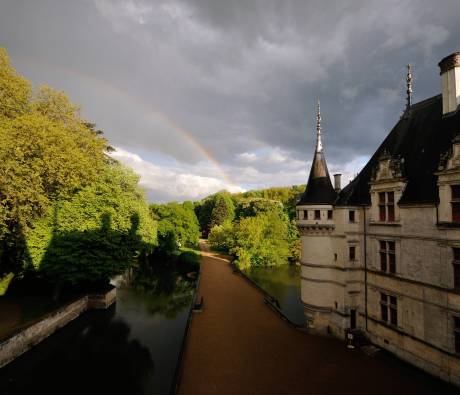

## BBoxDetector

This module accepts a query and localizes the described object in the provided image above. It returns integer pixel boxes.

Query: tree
[0,47,31,120]
[231,211,290,270]
[208,221,234,252]
[150,201,200,256]
[0,48,157,293]
[26,164,157,286]
[210,192,235,228]
[235,198,284,219]
[195,197,214,236]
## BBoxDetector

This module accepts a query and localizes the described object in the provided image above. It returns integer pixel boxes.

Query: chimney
[439,52,460,115]
[333,174,341,192]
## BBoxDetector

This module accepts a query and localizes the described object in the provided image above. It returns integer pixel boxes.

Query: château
[297,52,460,386]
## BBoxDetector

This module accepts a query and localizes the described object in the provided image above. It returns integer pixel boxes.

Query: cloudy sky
[1,0,459,202]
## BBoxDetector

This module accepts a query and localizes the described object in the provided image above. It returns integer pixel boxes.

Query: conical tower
[296,100,339,334]
[298,100,337,205]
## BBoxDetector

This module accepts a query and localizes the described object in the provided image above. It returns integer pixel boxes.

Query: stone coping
[0,286,116,368]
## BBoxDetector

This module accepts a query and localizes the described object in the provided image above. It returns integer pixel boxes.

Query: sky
[1,0,459,202]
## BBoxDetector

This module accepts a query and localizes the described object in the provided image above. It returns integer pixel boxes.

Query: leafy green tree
[150,201,200,255]
[234,185,304,219]
[0,47,31,120]
[26,164,156,286]
[195,197,214,236]
[210,192,235,228]
[231,211,290,270]
[195,191,235,236]
[0,48,157,293]
[236,198,284,219]
[287,219,301,263]
[208,221,234,252]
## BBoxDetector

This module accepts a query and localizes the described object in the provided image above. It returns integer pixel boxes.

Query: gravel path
[177,241,459,395]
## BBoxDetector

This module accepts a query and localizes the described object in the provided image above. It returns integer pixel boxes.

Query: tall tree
[0,47,31,120]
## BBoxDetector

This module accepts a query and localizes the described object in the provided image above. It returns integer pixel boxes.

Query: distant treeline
[151,185,305,269]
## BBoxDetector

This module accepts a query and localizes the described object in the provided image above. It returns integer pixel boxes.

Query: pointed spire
[316,98,323,152]
[297,99,337,205]
[405,64,413,113]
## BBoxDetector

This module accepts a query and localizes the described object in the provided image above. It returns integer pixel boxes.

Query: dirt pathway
[177,241,458,395]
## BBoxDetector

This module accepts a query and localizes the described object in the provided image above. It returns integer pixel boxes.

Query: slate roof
[298,148,337,205]
[335,94,460,206]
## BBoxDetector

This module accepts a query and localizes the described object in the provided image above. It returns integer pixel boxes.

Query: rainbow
[15,55,238,188]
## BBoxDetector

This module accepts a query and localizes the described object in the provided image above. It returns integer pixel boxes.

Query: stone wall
[0,287,116,368]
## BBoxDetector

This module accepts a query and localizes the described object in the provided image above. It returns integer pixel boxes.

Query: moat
[244,264,305,326]
[0,260,198,395]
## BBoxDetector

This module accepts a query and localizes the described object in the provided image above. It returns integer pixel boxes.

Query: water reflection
[0,259,198,395]
[244,265,305,326]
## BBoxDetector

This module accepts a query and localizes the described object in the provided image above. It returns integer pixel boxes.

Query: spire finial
[405,64,412,113]
[316,98,323,152]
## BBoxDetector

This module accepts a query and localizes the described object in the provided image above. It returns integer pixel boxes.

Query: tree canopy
[0,48,156,292]
[150,201,200,256]
[206,186,302,269]
[195,191,235,237]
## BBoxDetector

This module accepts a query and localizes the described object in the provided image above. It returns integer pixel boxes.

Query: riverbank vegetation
[0,48,156,296]
[198,186,303,269]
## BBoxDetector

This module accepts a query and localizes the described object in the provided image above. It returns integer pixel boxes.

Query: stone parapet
[0,286,116,368]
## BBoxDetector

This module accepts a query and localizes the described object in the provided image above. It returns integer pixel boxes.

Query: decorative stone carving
[371,150,405,181]
[438,133,460,171]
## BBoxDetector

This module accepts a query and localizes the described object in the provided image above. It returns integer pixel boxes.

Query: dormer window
[452,185,460,223]
[379,191,395,222]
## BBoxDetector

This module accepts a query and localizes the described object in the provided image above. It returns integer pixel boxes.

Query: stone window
[349,210,356,222]
[380,293,398,326]
[455,317,460,354]
[453,248,460,289]
[452,185,460,223]
[303,210,308,220]
[379,241,396,274]
[327,210,333,220]
[314,210,321,220]
[349,246,356,261]
[379,191,395,222]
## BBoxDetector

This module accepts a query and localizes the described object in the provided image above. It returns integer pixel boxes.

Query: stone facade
[297,53,460,386]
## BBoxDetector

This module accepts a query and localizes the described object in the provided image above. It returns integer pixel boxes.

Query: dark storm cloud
[1,0,459,200]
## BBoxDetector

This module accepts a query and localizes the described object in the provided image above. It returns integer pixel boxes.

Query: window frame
[380,292,398,326]
[378,191,396,222]
[379,240,396,274]
[349,210,356,223]
[349,246,356,261]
